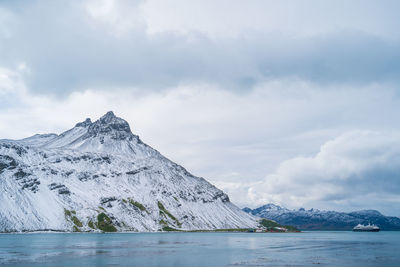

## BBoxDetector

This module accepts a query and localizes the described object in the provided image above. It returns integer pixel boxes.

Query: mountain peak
[102,111,116,119]
[87,111,133,140]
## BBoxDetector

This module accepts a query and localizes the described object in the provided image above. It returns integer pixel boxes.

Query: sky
[1,0,400,216]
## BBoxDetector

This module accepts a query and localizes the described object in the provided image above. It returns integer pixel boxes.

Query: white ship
[352,223,380,232]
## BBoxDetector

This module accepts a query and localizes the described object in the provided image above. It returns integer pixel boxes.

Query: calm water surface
[0,231,399,266]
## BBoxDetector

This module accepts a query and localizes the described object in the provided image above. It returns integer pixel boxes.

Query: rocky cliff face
[0,112,256,232]
[244,204,400,230]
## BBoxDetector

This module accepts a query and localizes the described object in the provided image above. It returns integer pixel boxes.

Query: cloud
[248,131,400,216]
[142,0,400,39]
[0,1,400,96]
[2,69,400,216]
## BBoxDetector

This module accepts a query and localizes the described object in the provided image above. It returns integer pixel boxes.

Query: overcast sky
[1,0,400,216]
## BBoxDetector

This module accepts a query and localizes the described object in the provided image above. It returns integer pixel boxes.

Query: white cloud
[247,131,400,216]
[85,0,145,36]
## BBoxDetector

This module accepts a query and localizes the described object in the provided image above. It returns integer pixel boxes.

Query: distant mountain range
[243,204,400,230]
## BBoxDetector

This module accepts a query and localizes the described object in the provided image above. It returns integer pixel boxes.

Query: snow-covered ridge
[0,112,256,232]
[243,203,400,230]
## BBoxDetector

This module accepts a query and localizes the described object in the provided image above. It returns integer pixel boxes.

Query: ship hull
[353,229,380,232]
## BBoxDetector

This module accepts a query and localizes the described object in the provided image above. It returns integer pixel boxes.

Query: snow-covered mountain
[0,111,256,232]
[243,204,400,230]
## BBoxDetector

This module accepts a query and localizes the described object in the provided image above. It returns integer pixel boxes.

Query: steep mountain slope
[0,111,256,232]
[243,204,400,230]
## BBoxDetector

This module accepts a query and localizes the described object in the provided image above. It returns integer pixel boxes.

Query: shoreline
[0,229,302,234]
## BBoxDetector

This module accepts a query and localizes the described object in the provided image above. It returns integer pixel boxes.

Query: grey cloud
[0,1,400,96]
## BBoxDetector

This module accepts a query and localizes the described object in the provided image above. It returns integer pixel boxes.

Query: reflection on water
[0,231,399,266]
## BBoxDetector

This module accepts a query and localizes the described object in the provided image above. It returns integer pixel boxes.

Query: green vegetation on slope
[259,219,299,232]
[158,201,177,221]
[97,212,117,232]
[64,208,83,231]
[128,198,147,212]
[158,201,182,227]
[88,220,96,229]
[64,209,72,217]
[162,226,180,231]
[72,216,83,227]
[259,219,281,228]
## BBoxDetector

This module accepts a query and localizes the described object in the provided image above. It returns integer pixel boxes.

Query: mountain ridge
[243,203,400,230]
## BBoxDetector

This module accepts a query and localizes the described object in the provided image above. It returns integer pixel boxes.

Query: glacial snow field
[0,111,257,232]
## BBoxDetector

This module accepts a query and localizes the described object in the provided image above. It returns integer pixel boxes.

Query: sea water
[1,231,399,266]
